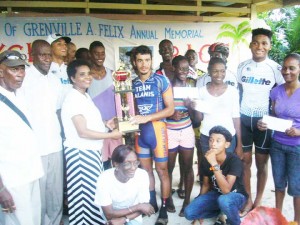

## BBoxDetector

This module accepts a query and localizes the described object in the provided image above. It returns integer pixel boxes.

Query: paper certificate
[262,115,293,132]
[193,99,213,114]
[173,87,198,99]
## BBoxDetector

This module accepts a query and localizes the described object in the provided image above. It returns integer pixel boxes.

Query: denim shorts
[270,140,300,196]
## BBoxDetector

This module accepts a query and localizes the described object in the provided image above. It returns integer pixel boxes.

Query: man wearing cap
[19,40,64,225]
[46,33,72,100]
[0,50,44,225]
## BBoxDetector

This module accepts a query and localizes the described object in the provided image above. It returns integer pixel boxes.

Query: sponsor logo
[241,76,271,85]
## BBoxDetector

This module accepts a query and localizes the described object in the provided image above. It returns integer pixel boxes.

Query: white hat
[46,33,71,45]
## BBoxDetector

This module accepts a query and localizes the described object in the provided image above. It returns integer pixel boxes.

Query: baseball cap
[0,50,29,67]
[46,33,71,45]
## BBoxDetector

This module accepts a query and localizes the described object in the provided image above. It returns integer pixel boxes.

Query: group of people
[0,25,299,225]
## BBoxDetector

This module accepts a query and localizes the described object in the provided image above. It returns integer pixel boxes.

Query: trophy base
[118,121,140,133]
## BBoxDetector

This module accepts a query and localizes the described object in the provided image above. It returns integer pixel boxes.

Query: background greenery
[258,6,300,65]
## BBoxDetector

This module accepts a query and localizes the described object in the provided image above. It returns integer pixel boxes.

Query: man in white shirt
[47,33,72,101]
[0,50,44,225]
[237,28,284,217]
[20,40,64,225]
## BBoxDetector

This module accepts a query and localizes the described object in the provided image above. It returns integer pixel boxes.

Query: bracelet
[127,206,133,213]
[0,186,6,193]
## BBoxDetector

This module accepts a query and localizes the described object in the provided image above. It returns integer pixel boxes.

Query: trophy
[113,62,139,133]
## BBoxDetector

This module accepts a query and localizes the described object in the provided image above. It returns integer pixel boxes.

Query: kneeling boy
[184,126,248,225]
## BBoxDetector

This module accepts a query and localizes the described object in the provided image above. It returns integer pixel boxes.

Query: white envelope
[173,87,198,99]
[262,115,293,132]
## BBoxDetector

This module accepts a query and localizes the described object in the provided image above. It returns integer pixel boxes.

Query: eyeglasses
[0,54,27,64]
[121,161,140,170]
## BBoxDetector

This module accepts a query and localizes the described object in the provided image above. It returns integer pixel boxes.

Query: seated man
[184,126,248,225]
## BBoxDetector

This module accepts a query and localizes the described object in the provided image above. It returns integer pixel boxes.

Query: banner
[0,16,252,72]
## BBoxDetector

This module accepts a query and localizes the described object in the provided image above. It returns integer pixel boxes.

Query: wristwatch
[125,216,130,223]
[210,164,221,171]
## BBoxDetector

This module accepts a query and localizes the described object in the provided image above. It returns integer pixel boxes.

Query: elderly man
[0,50,44,225]
[19,40,64,225]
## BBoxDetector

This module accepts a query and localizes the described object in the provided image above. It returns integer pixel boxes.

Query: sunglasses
[0,54,27,64]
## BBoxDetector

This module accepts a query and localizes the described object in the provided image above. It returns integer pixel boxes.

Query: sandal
[155,217,168,225]
[176,188,185,199]
[239,207,252,218]
[166,198,176,213]
[179,207,185,217]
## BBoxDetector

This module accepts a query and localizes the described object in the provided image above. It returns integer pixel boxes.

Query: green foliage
[258,6,300,64]
[217,21,251,50]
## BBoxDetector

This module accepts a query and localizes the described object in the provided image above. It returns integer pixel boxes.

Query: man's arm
[131,88,174,124]
[200,176,210,195]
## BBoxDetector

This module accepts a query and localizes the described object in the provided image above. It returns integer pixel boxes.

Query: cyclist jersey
[196,69,238,89]
[237,58,284,117]
[133,72,172,117]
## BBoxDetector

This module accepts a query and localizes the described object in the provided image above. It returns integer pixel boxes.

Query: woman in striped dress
[61,59,122,225]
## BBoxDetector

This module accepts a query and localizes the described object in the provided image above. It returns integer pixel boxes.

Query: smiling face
[70,65,92,93]
[174,59,189,81]
[159,41,174,62]
[250,34,271,62]
[118,151,139,179]
[90,46,105,67]
[186,51,198,67]
[0,64,25,92]
[281,57,300,84]
[209,62,226,85]
[209,133,230,155]
[51,38,68,58]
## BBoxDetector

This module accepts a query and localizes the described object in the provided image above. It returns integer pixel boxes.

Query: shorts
[270,140,300,197]
[241,114,271,154]
[167,125,195,152]
[135,121,168,162]
[101,138,123,161]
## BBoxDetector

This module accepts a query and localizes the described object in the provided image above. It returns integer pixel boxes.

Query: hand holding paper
[262,115,293,132]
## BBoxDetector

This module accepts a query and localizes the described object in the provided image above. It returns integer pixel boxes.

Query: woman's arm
[233,117,243,160]
[102,202,154,221]
[72,115,122,140]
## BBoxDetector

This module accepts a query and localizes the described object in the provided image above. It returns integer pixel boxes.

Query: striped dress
[61,89,106,225]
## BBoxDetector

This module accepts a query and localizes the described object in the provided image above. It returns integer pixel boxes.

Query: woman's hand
[285,127,300,137]
[257,119,268,131]
[110,129,123,139]
[0,188,16,213]
[184,98,196,109]
[170,110,186,121]
[106,118,117,130]
[137,203,155,216]
[106,217,126,225]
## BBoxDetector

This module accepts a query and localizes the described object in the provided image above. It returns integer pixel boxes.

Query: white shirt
[198,85,240,136]
[61,89,105,150]
[0,86,44,188]
[19,65,63,156]
[95,168,150,223]
[197,69,238,89]
[49,61,72,102]
[237,58,284,117]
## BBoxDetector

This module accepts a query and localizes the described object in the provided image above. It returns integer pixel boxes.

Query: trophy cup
[113,62,139,133]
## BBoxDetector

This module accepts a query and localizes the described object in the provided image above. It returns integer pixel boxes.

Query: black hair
[283,53,300,64]
[172,55,188,67]
[207,57,227,71]
[185,49,197,57]
[67,59,91,84]
[31,39,50,55]
[209,126,232,142]
[132,45,152,61]
[252,28,273,41]
[111,145,137,164]
[89,41,105,52]
[75,48,89,59]
[159,39,173,49]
